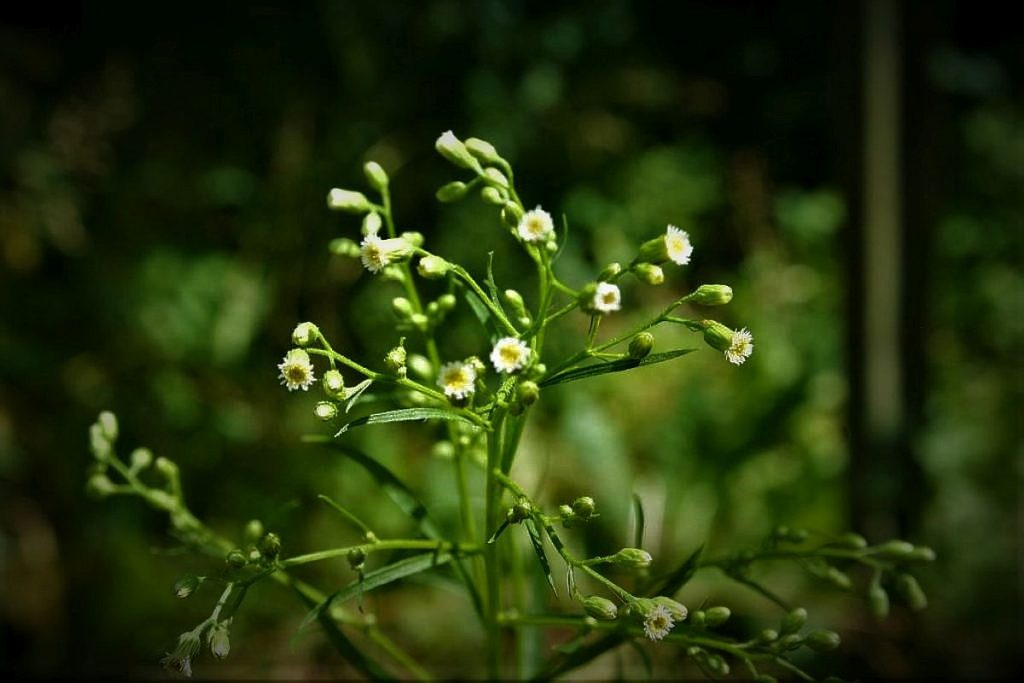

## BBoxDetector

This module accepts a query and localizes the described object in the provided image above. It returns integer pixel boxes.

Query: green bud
[385,344,407,376]
[291,321,318,347]
[571,496,596,519]
[688,284,733,306]
[874,540,916,559]
[208,620,231,659]
[895,573,928,610]
[632,262,665,285]
[391,297,413,320]
[244,519,264,542]
[98,411,119,442]
[582,595,619,621]
[435,130,482,171]
[484,167,509,188]
[637,232,674,264]
[503,289,527,313]
[834,532,868,549]
[905,546,937,563]
[381,264,407,282]
[417,255,451,279]
[173,574,201,598]
[705,654,730,676]
[314,401,338,421]
[610,547,652,569]
[481,186,505,205]
[410,313,429,331]
[517,380,540,406]
[465,137,502,164]
[654,596,689,621]
[89,423,111,460]
[258,532,281,560]
[86,473,114,498]
[780,607,807,635]
[598,262,622,281]
[400,231,424,248]
[363,161,388,191]
[323,369,345,397]
[347,547,366,570]
[528,363,547,380]
[327,188,372,213]
[559,504,575,527]
[774,525,809,543]
[155,456,178,480]
[701,320,735,352]
[408,354,433,381]
[869,580,890,619]
[360,212,381,236]
[825,566,853,590]
[130,447,153,470]
[502,202,523,227]
[226,548,248,569]
[329,237,361,258]
[703,605,730,627]
[805,630,841,652]
[507,497,532,523]
[436,181,469,203]
[431,440,456,460]
[757,628,780,644]
[777,633,804,650]
[628,332,654,359]
[437,293,457,311]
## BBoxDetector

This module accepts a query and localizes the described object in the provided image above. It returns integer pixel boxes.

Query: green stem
[452,265,519,336]
[280,539,477,568]
[484,410,508,679]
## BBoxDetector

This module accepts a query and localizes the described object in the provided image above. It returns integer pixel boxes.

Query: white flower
[665,225,693,265]
[517,206,554,243]
[437,361,477,400]
[278,349,316,391]
[592,282,621,313]
[724,327,754,366]
[360,234,413,273]
[490,337,531,374]
[643,604,675,641]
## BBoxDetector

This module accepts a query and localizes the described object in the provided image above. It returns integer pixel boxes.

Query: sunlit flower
[437,361,477,400]
[490,337,531,374]
[643,604,675,641]
[592,282,621,313]
[725,327,754,366]
[278,349,316,391]
[517,206,554,243]
[359,234,413,273]
[664,225,693,265]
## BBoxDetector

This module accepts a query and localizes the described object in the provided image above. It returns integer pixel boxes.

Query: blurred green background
[1,1,1020,679]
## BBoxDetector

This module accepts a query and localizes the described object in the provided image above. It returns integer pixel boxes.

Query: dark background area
[1,1,1021,679]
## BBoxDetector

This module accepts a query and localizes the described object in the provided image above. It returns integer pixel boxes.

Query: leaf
[300,550,465,631]
[344,379,373,413]
[464,287,491,327]
[485,252,508,319]
[525,519,556,594]
[632,493,646,550]
[539,349,696,388]
[335,407,478,436]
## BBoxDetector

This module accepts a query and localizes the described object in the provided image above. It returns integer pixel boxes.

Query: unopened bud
[130,447,153,470]
[258,532,281,560]
[417,255,451,279]
[435,130,482,171]
[517,381,539,406]
[805,630,841,652]
[701,320,735,352]
[688,284,733,306]
[834,532,868,549]
[703,606,730,627]
[583,596,619,621]
[400,231,424,248]
[436,293,457,311]
[895,573,928,610]
[436,181,469,203]
[484,167,509,188]
[209,621,231,659]
[632,263,665,285]
[465,137,502,164]
[347,547,366,570]
[654,597,689,621]
[628,332,654,359]
[559,504,575,527]
[244,519,264,542]
[363,161,389,191]
[825,566,853,590]
[778,633,804,650]
[226,548,248,569]
[610,548,652,569]
[757,628,779,644]
[329,237,361,257]
[598,262,622,281]
[391,297,413,320]
[86,473,114,498]
[155,456,179,480]
[98,411,119,442]
[292,322,318,347]
[571,496,596,519]
[327,188,372,213]
[869,581,890,619]
[89,423,111,460]
[321,369,345,397]
[314,401,338,421]
[385,345,407,375]
[874,540,916,560]
[508,497,532,523]
[502,203,523,227]
[173,574,201,599]
[905,546,936,563]
[362,212,383,236]
[480,186,504,205]
[780,607,807,635]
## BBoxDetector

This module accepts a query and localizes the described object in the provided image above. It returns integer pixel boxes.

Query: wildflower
[643,604,676,641]
[278,349,316,391]
[517,206,554,243]
[638,224,693,266]
[360,234,413,273]
[490,337,531,374]
[437,361,477,400]
[162,630,202,677]
[701,321,754,366]
[314,401,338,421]
[591,282,621,313]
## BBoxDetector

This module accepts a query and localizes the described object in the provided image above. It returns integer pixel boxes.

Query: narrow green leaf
[539,349,696,388]
[525,519,556,594]
[485,251,509,319]
[336,407,478,435]
[318,494,373,537]
[632,493,646,550]
[463,286,491,327]
[345,379,373,413]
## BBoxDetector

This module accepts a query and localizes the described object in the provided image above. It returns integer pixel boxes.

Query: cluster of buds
[559,496,598,528]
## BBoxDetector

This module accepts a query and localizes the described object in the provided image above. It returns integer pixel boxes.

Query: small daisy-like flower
[359,234,413,274]
[664,225,693,265]
[278,349,316,391]
[437,361,477,400]
[724,327,754,366]
[592,282,621,313]
[643,604,676,641]
[490,337,531,374]
[517,206,554,243]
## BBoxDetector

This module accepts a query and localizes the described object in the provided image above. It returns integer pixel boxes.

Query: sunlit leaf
[539,349,696,388]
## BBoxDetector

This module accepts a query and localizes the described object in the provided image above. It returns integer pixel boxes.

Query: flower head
[437,361,477,400]
[591,282,621,314]
[664,225,693,265]
[490,337,531,374]
[643,604,676,641]
[725,327,754,366]
[517,206,554,243]
[278,349,316,391]
[359,234,413,274]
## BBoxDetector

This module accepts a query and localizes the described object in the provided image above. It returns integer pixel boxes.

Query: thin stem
[280,539,477,568]
[484,410,508,679]
[452,265,519,336]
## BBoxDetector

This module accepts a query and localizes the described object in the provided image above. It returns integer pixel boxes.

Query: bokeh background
[1,1,1021,679]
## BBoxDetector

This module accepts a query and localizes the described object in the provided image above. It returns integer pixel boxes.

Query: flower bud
[89,423,111,460]
[777,633,804,650]
[895,573,928,610]
[688,284,733,306]
[805,630,841,652]
[484,167,509,188]
[436,180,469,203]
[503,288,527,312]
[435,130,482,171]
[571,496,596,520]
[347,547,366,570]
[322,369,345,397]
[98,411,119,442]
[689,610,706,628]
[155,456,179,480]
[703,605,730,626]
[329,237,361,257]
[391,297,413,320]
[173,574,201,598]
[86,473,114,497]
[583,596,619,621]
[508,497,532,523]
[410,313,429,331]
[705,654,730,676]
[385,344,407,376]
[780,607,807,635]
[226,548,248,569]
[431,441,456,459]
[654,596,689,621]
[825,566,853,590]
[905,546,936,563]
[465,137,502,164]
[632,263,665,285]
[628,332,654,359]
[701,320,734,352]
[559,504,575,527]
[244,519,264,542]
[598,262,622,281]
[757,628,779,644]
[417,255,451,279]
[130,447,153,470]
[610,547,652,569]
[517,380,540,406]
[258,532,281,560]
[480,186,504,205]
[292,322,318,347]
[327,188,372,213]
[400,231,424,248]
[869,581,890,619]
[502,202,523,227]
[209,621,231,659]
[314,401,338,421]
[408,354,433,381]
[437,293,457,311]
[362,211,383,236]
[834,532,868,549]
[363,161,388,191]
